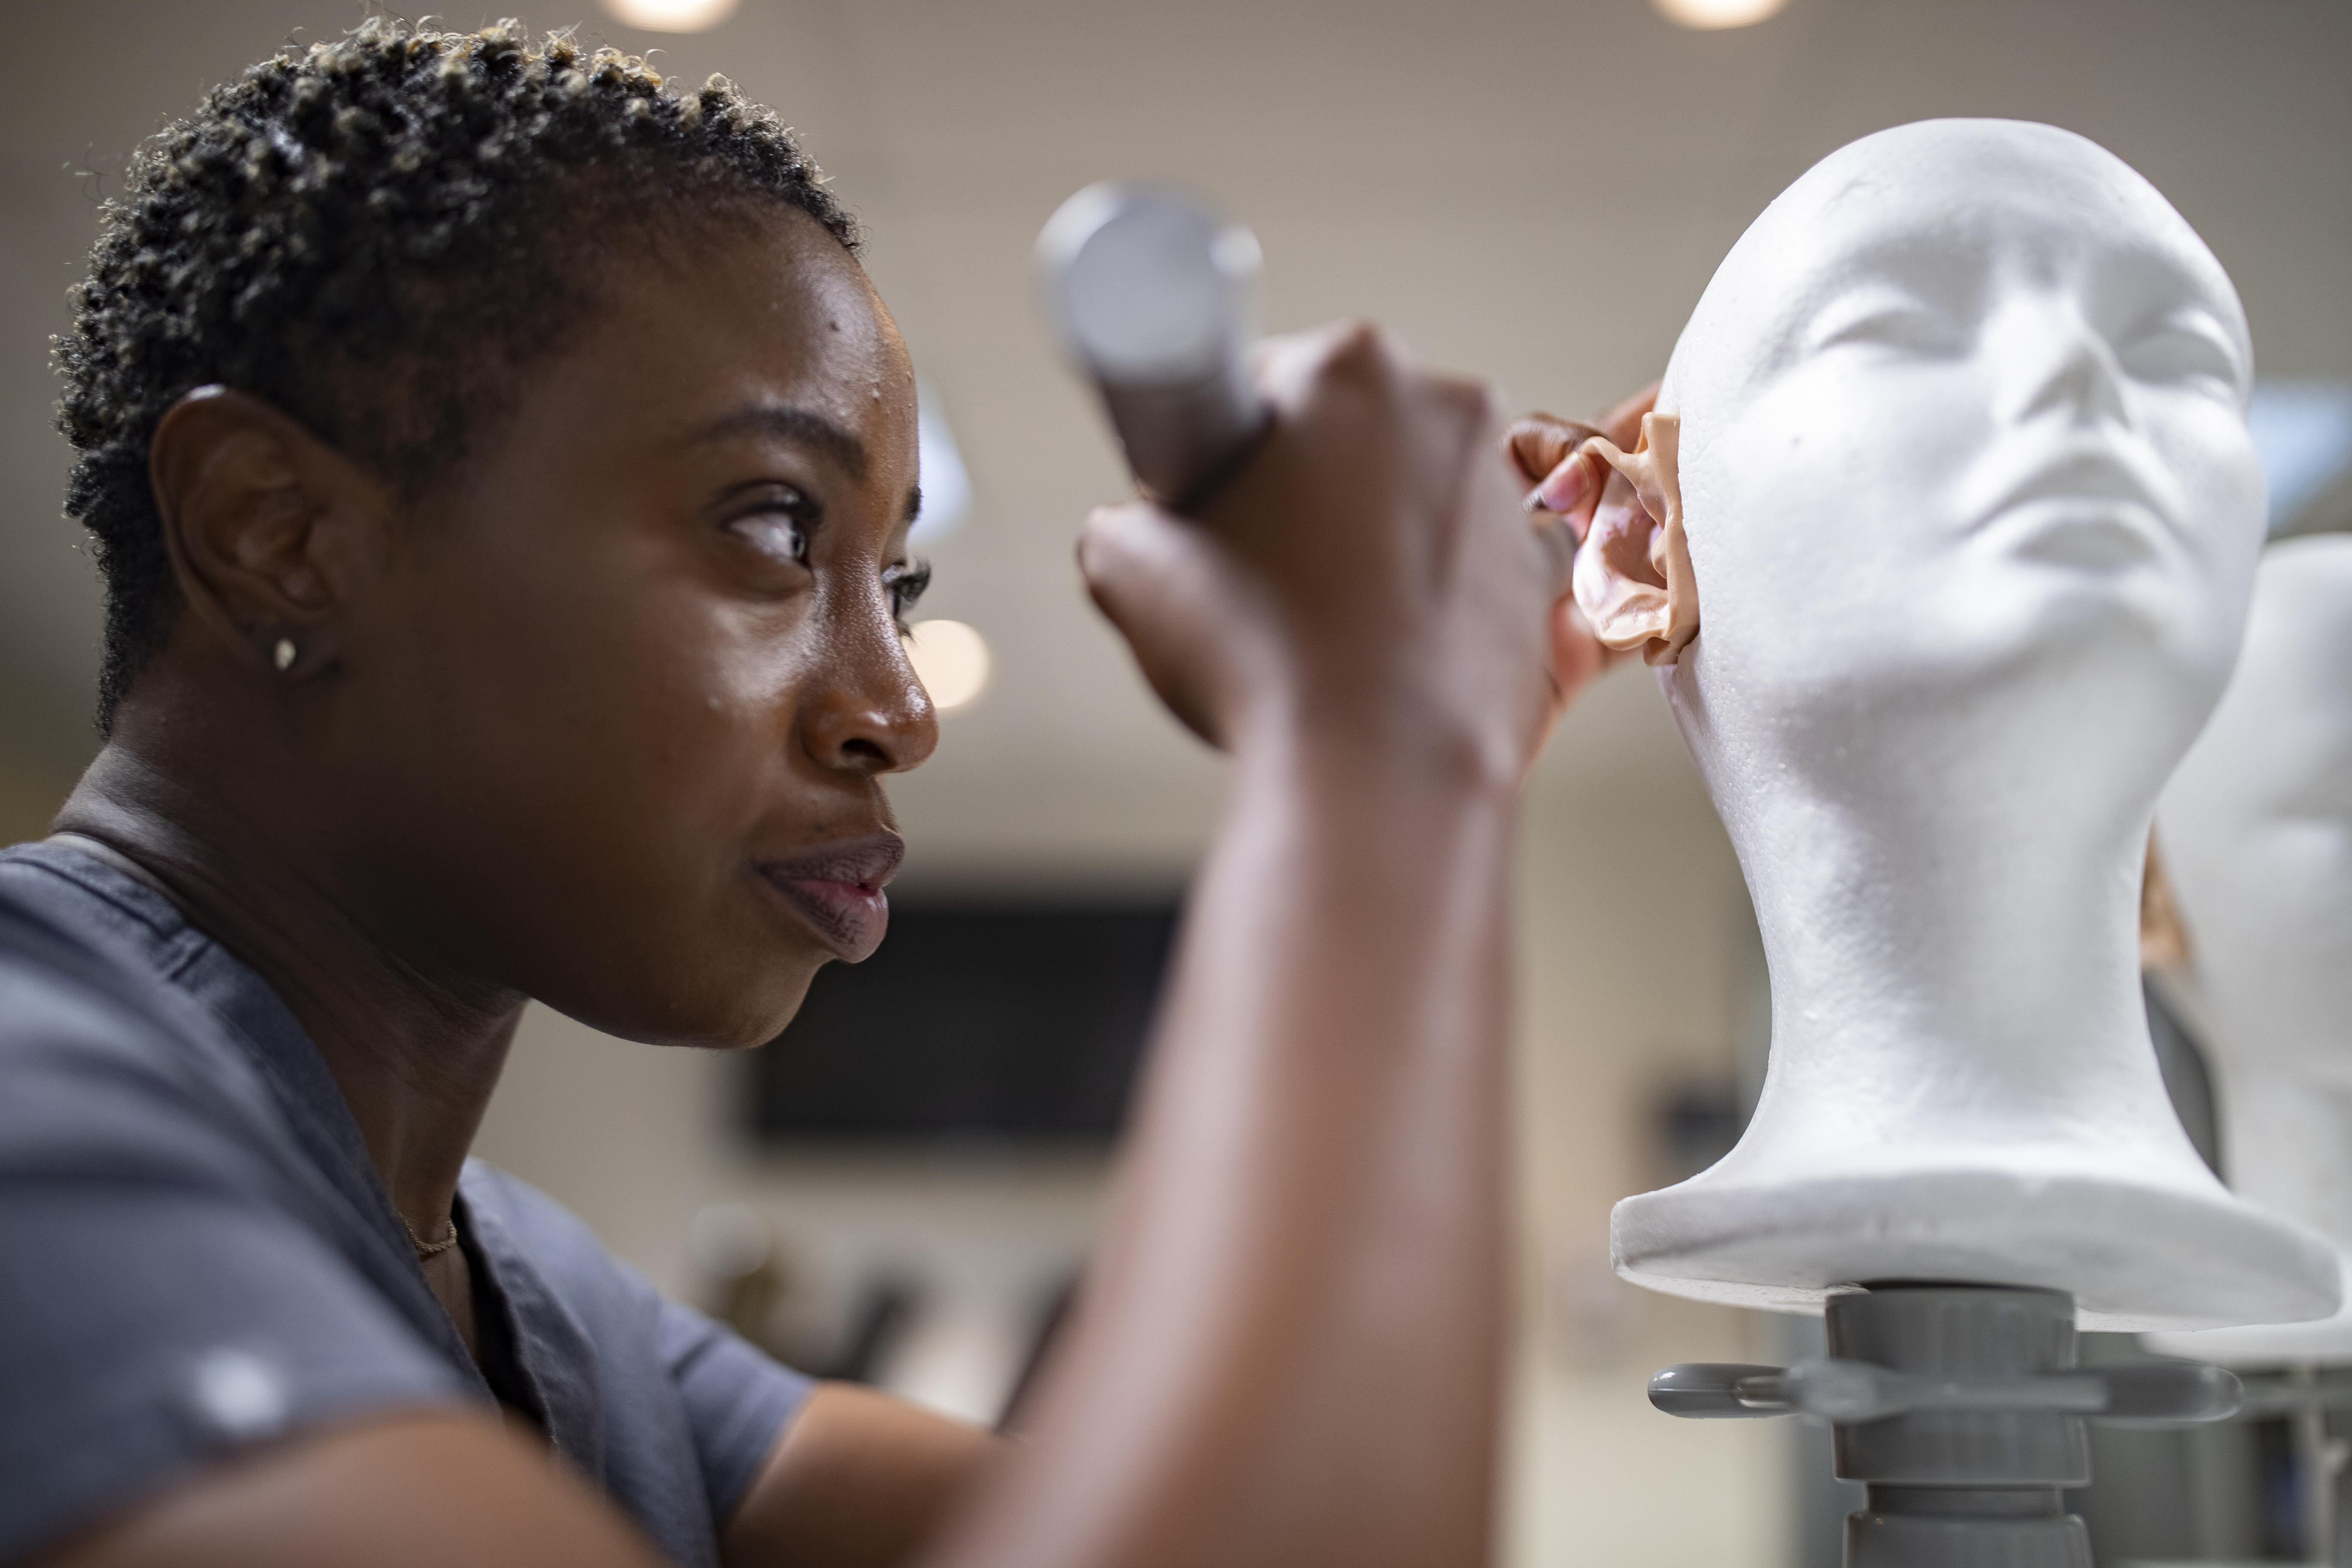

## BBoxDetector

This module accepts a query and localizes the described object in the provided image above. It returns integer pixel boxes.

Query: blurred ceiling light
[911,381,973,545]
[603,0,741,33]
[904,619,992,713]
[1651,0,1788,28]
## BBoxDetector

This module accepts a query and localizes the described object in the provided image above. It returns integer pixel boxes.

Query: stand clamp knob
[1650,1357,2242,1426]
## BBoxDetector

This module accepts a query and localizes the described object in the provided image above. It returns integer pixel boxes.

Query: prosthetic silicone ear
[1568,413,1699,667]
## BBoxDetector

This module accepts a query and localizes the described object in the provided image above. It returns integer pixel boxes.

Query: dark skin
[50,208,973,1568]
[67,211,938,1359]
[39,199,1638,1568]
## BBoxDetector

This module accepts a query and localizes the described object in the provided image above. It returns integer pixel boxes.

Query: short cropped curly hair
[55,18,857,731]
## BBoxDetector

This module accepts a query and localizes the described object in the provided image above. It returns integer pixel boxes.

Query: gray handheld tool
[1037,183,1268,511]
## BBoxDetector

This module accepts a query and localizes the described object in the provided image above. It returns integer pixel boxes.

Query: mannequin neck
[1721,760,2180,1152]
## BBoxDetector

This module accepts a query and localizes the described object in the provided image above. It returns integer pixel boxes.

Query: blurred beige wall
[0,762,57,848]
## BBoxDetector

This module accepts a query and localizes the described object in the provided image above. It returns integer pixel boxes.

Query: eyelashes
[885,559,932,628]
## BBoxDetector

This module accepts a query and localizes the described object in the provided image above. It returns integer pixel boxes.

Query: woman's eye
[728,511,809,566]
[885,560,933,625]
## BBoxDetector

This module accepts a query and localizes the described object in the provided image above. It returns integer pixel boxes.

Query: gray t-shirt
[0,842,812,1567]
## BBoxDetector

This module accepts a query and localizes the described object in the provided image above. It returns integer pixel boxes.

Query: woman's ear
[148,386,382,679]
[1568,413,1699,667]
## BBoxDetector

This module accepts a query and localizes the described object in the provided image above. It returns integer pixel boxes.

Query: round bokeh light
[603,0,741,34]
[1651,0,1788,28]
[903,619,992,714]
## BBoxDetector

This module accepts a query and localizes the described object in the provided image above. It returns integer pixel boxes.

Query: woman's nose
[800,609,939,777]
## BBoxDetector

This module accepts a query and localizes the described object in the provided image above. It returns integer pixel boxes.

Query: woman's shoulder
[0,839,448,1315]
[0,844,290,1174]
[0,850,479,1567]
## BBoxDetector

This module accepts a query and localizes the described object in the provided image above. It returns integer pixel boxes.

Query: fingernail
[1533,454,1592,514]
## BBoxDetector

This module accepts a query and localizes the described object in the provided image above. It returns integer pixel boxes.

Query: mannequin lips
[1975,450,2168,570]
[756,832,903,962]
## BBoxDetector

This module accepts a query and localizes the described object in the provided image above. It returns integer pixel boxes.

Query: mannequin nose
[801,620,939,777]
[1994,294,2131,430]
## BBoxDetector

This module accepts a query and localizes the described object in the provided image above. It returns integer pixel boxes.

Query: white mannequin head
[2141,537,2352,1361]
[2164,537,2352,1096]
[1666,116,2261,893]
[1605,120,2335,1329]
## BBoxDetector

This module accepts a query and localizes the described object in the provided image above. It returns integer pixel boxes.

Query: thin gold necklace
[403,1212,460,1260]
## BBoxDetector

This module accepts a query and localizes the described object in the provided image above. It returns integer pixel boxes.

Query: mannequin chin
[1602,119,2336,1331]
[2144,538,2352,1363]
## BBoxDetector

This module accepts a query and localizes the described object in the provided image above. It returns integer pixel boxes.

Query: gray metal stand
[2231,1366,2352,1563]
[1649,1283,2243,1567]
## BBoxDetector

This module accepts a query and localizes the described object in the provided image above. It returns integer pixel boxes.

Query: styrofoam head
[2162,537,2352,1084]
[2142,538,2352,1363]
[1610,121,2336,1330]
[1661,117,2264,826]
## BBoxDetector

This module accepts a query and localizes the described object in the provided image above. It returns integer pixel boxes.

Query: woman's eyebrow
[687,404,869,482]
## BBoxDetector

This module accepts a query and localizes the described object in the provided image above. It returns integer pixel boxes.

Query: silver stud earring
[272,637,297,673]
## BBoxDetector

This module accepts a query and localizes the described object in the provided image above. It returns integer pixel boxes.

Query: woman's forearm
[930,736,1518,1568]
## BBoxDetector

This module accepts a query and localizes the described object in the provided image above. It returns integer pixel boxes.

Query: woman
[3,20,1631,1568]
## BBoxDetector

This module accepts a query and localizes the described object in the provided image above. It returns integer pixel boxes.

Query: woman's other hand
[1078,323,1577,789]
[1504,380,1660,720]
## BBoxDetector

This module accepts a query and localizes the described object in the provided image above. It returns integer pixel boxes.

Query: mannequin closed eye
[2114,309,2242,398]
[1791,226,1994,357]
[1811,290,1971,357]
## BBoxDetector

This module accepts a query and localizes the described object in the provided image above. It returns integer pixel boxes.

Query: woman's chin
[547,957,826,1052]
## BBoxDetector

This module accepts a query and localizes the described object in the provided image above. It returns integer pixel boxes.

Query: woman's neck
[51,728,523,1241]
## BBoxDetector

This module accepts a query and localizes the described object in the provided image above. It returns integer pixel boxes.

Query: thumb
[1504,414,1604,490]
[1074,499,1174,634]
[1075,500,1244,749]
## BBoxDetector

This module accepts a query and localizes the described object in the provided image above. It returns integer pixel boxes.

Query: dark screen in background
[750,901,1179,1144]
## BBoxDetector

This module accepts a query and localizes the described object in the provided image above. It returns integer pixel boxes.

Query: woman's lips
[769,876,890,962]
[757,833,903,963]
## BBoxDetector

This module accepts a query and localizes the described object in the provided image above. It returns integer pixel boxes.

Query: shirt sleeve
[655,1292,819,1524]
[0,970,470,1565]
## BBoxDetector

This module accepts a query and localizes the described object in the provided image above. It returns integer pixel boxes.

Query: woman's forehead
[572,220,913,430]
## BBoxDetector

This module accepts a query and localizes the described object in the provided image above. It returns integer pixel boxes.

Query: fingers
[1592,381,1661,450]
[1075,499,1231,749]
[1532,450,1599,533]
[1074,498,1194,653]
[1253,319,1412,418]
[1505,415,1601,487]
[1087,316,1589,774]
[1527,505,1578,608]
[1502,384,1661,495]
[1506,391,1651,542]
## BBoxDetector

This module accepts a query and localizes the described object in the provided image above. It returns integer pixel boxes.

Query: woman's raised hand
[1078,323,1578,789]
[1504,380,1661,720]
